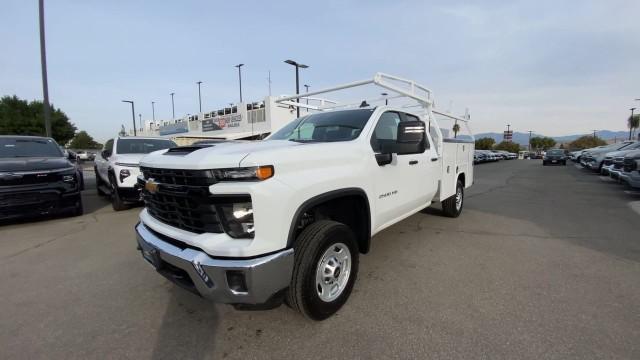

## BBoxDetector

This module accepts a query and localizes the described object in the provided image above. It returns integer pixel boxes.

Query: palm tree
[452,122,460,138]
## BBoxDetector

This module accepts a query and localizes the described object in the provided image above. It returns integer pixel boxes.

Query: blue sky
[1,0,639,142]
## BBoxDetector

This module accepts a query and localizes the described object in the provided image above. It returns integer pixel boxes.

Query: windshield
[116,139,176,154]
[268,109,374,143]
[0,137,63,158]
[547,149,564,155]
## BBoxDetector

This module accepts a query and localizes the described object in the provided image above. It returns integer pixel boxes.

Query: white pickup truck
[94,136,176,210]
[135,74,474,320]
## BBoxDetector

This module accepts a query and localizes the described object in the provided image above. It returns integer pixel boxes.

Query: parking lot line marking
[624,190,640,196]
[599,176,614,182]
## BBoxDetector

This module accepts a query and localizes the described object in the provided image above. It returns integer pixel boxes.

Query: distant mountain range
[474,130,634,145]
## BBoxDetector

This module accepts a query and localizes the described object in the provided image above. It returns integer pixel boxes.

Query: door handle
[409,160,419,165]
[431,158,438,162]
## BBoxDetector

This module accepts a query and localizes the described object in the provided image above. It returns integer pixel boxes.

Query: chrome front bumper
[135,222,294,304]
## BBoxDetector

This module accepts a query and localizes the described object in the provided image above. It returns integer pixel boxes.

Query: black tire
[73,195,84,216]
[286,220,359,321]
[563,161,567,166]
[109,174,128,211]
[442,180,464,218]
[95,167,106,196]
[542,161,547,166]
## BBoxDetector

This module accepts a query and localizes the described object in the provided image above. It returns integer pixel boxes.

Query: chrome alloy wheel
[455,187,463,211]
[315,243,352,302]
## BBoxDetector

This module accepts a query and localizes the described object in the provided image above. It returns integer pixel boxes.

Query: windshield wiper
[288,139,320,143]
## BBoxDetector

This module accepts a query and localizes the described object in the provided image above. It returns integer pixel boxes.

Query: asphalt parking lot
[1,160,640,359]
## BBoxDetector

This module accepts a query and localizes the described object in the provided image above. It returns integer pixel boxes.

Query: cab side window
[103,139,114,157]
[370,111,402,153]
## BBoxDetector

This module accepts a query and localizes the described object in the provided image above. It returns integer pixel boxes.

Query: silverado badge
[145,178,159,194]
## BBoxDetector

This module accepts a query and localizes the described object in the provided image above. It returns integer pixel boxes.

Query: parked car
[0,135,83,220]
[76,151,90,161]
[542,149,567,165]
[619,149,640,189]
[581,141,636,172]
[601,142,640,176]
[94,136,176,211]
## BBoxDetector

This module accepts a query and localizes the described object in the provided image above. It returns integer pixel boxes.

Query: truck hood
[0,157,74,173]
[111,153,148,165]
[139,140,302,169]
[624,149,640,159]
[606,149,637,158]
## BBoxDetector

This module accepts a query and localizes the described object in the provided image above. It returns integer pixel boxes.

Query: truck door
[403,113,439,202]
[369,111,430,230]
[96,139,113,182]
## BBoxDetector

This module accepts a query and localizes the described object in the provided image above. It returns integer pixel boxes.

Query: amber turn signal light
[256,166,274,180]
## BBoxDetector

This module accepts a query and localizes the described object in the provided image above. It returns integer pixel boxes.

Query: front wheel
[286,220,359,321]
[109,175,128,211]
[442,180,464,218]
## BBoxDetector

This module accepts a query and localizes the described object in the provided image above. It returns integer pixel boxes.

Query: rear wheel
[286,220,359,321]
[442,180,464,218]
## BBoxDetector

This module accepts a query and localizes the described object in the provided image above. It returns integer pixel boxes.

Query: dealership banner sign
[203,114,242,132]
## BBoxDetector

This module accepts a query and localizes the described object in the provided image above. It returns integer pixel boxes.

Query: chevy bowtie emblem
[145,178,159,194]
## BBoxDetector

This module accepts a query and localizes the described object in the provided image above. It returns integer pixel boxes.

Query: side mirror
[395,120,427,155]
[102,150,111,159]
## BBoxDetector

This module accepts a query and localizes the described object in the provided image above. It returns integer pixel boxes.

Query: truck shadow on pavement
[151,287,220,360]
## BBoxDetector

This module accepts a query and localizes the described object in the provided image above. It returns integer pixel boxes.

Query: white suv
[94,136,176,210]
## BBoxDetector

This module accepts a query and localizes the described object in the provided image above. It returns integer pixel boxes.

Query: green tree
[628,114,640,140]
[568,135,607,150]
[494,141,520,153]
[529,136,556,151]
[474,137,495,150]
[69,131,102,149]
[0,95,76,144]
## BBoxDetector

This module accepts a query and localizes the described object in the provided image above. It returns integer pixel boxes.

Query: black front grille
[141,167,218,187]
[140,167,223,234]
[613,157,624,169]
[623,158,638,173]
[603,158,613,166]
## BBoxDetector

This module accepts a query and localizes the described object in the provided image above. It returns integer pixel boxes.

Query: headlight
[62,174,76,183]
[213,166,274,181]
[119,169,131,182]
[216,198,254,238]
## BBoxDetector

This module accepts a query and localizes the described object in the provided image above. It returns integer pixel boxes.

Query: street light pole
[284,59,309,118]
[151,101,155,123]
[170,92,175,119]
[122,100,136,136]
[138,113,142,131]
[38,0,51,137]
[630,108,636,140]
[197,81,203,113]
[235,64,244,103]
[528,130,532,153]
[592,129,597,139]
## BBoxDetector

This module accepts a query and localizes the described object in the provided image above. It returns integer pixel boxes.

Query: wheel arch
[287,188,372,254]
